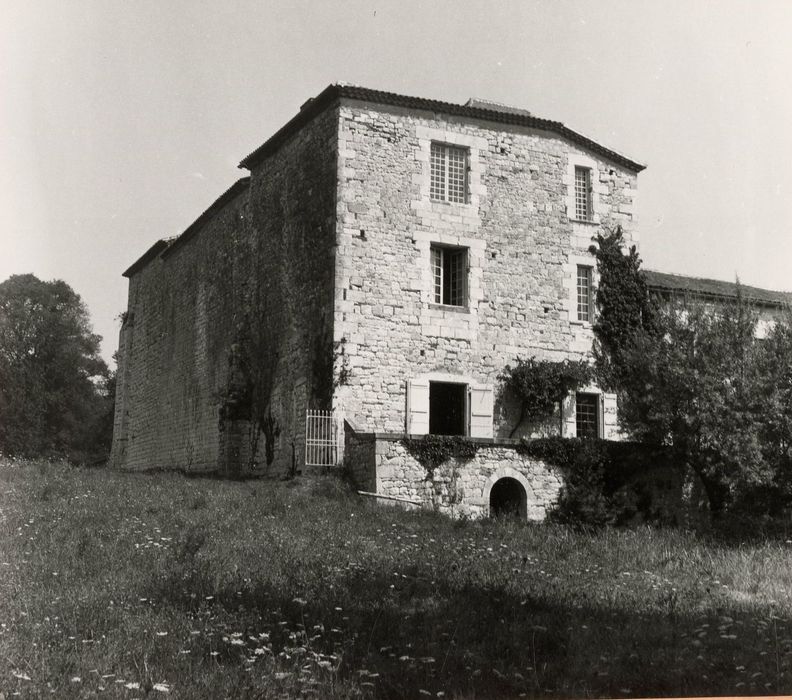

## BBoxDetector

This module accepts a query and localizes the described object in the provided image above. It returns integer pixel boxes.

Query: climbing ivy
[499,357,593,437]
[401,435,479,479]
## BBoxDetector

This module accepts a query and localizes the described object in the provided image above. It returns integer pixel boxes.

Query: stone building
[109,84,787,519]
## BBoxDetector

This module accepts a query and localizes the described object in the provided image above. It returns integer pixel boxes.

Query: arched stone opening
[489,477,527,519]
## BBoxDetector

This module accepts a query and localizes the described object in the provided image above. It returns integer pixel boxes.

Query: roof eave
[238,84,646,173]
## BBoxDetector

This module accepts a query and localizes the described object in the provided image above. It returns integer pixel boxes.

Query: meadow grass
[1,458,792,698]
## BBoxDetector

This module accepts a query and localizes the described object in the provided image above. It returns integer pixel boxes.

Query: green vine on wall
[401,435,479,480]
[499,357,593,437]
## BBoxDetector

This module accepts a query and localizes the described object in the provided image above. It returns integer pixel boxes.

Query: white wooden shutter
[468,386,494,438]
[407,379,429,435]
[562,394,576,437]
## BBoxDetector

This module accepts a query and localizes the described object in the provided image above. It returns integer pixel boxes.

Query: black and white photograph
[2,1,792,697]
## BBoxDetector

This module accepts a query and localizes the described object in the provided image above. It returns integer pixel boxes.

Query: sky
[2,0,791,364]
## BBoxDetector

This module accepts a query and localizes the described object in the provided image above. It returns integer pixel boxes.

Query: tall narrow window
[431,246,467,307]
[576,393,600,438]
[430,143,468,203]
[577,265,592,322]
[574,166,592,220]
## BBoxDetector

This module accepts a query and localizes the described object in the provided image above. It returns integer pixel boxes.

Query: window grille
[431,246,467,307]
[305,409,341,467]
[576,393,599,438]
[574,166,592,220]
[430,143,468,203]
[577,265,592,322]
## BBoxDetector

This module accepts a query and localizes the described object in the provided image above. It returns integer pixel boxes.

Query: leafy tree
[588,225,660,391]
[0,274,112,461]
[590,229,792,516]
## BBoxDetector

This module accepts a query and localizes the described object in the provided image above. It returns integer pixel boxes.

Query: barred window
[574,166,592,220]
[430,143,468,203]
[577,265,592,322]
[431,245,467,307]
[576,393,600,439]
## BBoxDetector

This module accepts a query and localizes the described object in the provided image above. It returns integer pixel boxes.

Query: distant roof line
[238,83,646,172]
[122,177,249,278]
[645,269,792,308]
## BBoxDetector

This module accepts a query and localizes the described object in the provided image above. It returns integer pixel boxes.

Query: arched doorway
[489,477,527,519]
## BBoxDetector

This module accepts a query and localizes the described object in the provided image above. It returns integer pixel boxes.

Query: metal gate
[305,409,341,467]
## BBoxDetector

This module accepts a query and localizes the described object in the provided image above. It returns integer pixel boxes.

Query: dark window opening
[429,382,466,436]
[489,477,527,519]
[576,393,600,438]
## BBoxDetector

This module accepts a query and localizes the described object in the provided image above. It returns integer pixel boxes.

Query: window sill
[429,303,470,314]
[570,319,593,329]
[570,217,598,226]
[429,198,472,207]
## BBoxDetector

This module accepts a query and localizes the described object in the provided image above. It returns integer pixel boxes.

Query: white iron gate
[305,409,342,467]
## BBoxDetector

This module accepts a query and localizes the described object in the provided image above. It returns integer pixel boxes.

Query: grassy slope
[1,459,792,699]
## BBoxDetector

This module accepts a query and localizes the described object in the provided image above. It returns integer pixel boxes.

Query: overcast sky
[3,0,791,363]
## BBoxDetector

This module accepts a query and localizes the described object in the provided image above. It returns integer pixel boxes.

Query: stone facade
[111,84,646,515]
[331,99,639,440]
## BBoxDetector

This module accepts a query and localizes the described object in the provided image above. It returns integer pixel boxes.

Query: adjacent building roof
[645,270,792,308]
[238,83,646,173]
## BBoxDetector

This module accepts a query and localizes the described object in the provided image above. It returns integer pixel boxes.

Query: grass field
[2,459,792,698]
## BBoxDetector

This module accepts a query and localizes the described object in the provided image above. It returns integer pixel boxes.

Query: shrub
[520,437,676,529]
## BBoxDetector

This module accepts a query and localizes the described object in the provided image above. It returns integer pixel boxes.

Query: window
[430,142,468,203]
[574,166,592,221]
[576,393,600,438]
[429,382,467,436]
[407,377,494,437]
[431,246,467,307]
[576,265,592,322]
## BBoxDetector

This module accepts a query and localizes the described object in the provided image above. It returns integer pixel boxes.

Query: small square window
[576,393,600,438]
[577,265,593,322]
[430,143,468,203]
[574,166,592,221]
[431,245,467,307]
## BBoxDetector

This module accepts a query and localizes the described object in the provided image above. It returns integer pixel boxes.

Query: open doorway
[489,477,527,519]
[429,381,466,436]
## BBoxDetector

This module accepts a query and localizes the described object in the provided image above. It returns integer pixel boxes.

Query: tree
[590,229,792,517]
[588,226,660,392]
[0,274,112,461]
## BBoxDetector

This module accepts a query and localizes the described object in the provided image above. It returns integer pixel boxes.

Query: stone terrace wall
[110,186,250,473]
[345,433,563,520]
[331,100,638,437]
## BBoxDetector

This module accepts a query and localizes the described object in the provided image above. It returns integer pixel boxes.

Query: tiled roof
[238,84,645,172]
[161,178,249,259]
[122,178,250,278]
[645,270,792,308]
[122,239,171,278]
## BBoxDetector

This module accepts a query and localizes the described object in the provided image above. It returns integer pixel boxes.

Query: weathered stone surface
[331,102,638,439]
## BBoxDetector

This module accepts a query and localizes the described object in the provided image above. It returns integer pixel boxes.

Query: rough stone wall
[110,188,250,473]
[112,106,340,477]
[243,107,340,475]
[332,99,639,437]
[348,435,563,520]
[343,426,376,492]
